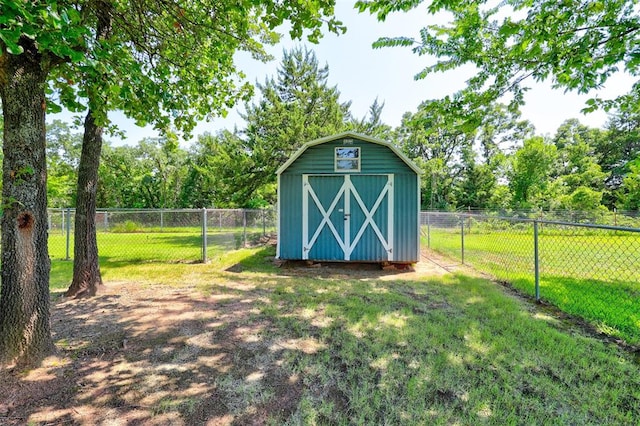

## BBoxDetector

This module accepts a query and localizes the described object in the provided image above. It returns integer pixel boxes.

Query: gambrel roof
[276,131,421,175]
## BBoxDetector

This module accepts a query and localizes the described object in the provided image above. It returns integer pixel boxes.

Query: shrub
[111,220,144,233]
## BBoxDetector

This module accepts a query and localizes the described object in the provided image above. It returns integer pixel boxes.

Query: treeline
[36,48,640,212]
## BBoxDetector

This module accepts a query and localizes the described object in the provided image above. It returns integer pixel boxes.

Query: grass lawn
[47,228,268,264]
[426,227,640,345]
[5,245,640,424]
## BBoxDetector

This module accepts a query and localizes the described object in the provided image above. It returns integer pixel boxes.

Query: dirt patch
[0,252,450,425]
[269,252,457,281]
[0,281,290,425]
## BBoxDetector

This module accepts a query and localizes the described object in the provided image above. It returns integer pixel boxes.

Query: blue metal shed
[276,132,421,263]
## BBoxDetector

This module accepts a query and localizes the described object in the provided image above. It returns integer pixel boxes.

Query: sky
[51,1,636,146]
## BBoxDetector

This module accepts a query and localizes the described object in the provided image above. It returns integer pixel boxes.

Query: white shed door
[302,174,394,261]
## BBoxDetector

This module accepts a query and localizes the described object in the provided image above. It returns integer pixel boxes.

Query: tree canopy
[357,0,640,120]
[40,104,640,213]
[1,1,344,134]
[0,0,343,365]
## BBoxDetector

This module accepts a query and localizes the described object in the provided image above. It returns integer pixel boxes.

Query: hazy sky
[52,1,636,145]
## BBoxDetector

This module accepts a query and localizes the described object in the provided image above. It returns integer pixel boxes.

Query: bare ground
[0,254,454,425]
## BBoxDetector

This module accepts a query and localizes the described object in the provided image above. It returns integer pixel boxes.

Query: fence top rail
[443,208,640,217]
[422,211,640,233]
[48,207,275,213]
[534,219,640,233]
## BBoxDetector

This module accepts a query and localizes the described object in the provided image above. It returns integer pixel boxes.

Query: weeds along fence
[48,208,276,263]
[422,211,640,345]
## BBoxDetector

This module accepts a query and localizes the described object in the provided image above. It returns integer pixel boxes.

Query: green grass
[46,224,640,346]
[48,229,269,262]
[44,245,640,423]
[200,248,640,424]
[47,228,270,291]
[425,226,640,344]
[265,276,640,424]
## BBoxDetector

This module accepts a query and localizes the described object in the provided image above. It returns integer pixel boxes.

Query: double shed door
[302,174,394,261]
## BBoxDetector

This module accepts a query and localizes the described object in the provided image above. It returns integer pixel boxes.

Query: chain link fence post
[427,211,431,249]
[243,209,247,247]
[202,208,208,263]
[460,214,465,265]
[65,207,71,260]
[534,220,540,301]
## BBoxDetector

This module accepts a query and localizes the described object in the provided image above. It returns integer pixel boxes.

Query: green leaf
[0,32,23,54]
[360,0,640,118]
[372,37,415,49]
[47,102,63,114]
[499,20,520,37]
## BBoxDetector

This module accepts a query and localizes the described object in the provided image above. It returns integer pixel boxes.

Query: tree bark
[0,40,55,365]
[64,110,105,298]
[65,0,112,299]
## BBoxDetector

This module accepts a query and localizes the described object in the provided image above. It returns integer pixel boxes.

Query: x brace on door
[302,174,394,261]
[302,177,347,257]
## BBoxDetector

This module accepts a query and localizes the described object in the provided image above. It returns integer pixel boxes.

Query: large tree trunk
[0,42,54,365]
[65,0,112,299]
[64,110,104,298]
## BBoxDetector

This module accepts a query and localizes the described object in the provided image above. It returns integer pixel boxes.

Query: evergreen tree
[216,47,351,207]
[347,98,393,140]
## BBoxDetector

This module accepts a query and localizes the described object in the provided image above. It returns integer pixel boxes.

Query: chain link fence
[422,211,640,345]
[45,207,640,344]
[454,208,640,228]
[48,208,276,263]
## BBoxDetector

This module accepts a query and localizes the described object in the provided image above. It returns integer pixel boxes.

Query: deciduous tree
[135,136,188,209]
[46,120,81,207]
[0,2,87,364]
[620,158,640,210]
[96,143,141,207]
[180,130,247,208]
[62,1,342,298]
[358,0,640,128]
[508,137,557,208]
[551,119,608,210]
[0,0,342,365]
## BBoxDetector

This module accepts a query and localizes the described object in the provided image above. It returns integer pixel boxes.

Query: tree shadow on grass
[2,252,456,425]
[537,275,640,345]
[0,281,321,425]
[6,252,640,424]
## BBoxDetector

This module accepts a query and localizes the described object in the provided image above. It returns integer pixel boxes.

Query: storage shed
[276,132,421,263]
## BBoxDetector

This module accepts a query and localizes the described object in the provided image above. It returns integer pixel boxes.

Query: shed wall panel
[278,173,303,259]
[392,173,420,262]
